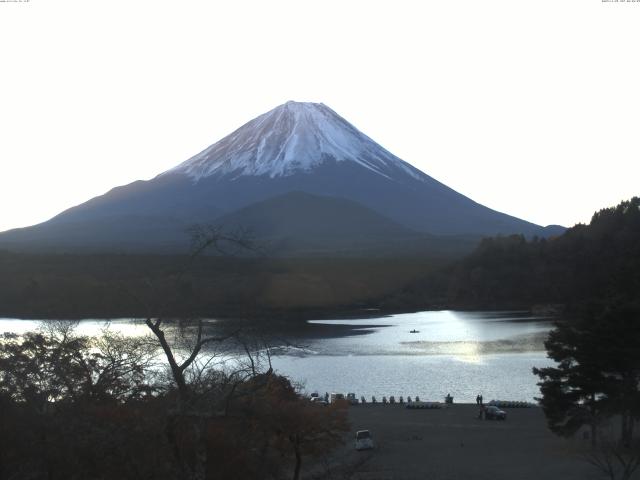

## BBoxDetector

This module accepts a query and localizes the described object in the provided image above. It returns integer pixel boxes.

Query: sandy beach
[316,403,601,480]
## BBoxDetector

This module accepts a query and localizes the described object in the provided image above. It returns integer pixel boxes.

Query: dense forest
[0,252,445,319]
[388,197,640,311]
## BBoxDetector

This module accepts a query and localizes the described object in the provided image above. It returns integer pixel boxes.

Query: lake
[0,310,554,402]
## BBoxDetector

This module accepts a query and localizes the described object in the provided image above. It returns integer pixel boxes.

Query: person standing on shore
[476,394,481,405]
[479,394,483,406]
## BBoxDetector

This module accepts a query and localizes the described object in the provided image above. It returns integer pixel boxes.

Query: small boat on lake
[409,329,420,333]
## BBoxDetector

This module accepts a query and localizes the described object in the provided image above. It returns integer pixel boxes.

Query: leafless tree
[586,435,640,480]
[140,225,264,480]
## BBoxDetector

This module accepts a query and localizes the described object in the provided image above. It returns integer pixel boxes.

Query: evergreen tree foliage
[446,197,640,309]
[534,303,640,446]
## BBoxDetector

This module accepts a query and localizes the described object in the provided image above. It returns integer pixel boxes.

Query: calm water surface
[0,311,554,402]
[271,311,554,402]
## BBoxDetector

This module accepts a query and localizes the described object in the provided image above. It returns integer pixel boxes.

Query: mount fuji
[0,101,562,254]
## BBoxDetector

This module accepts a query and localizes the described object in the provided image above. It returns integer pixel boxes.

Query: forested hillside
[0,253,443,319]
[389,197,640,311]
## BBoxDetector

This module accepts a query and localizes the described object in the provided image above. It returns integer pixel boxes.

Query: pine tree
[534,303,640,446]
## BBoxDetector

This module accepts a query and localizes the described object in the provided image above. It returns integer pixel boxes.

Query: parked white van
[355,430,374,450]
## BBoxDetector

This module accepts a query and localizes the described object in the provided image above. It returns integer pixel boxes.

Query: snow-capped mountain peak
[168,101,425,182]
[0,101,553,253]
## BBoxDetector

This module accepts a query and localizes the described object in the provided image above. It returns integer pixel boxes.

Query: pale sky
[1,0,639,233]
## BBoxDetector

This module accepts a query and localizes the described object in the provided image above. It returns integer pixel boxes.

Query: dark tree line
[387,197,640,311]
[450,197,640,308]
[0,251,440,319]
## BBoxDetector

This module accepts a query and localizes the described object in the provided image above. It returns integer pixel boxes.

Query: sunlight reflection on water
[276,310,554,401]
[1,311,554,402]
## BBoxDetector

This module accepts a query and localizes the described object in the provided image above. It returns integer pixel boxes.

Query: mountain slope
[212,191,476,257]
[0,101,560,254]
[216,191,416,240]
